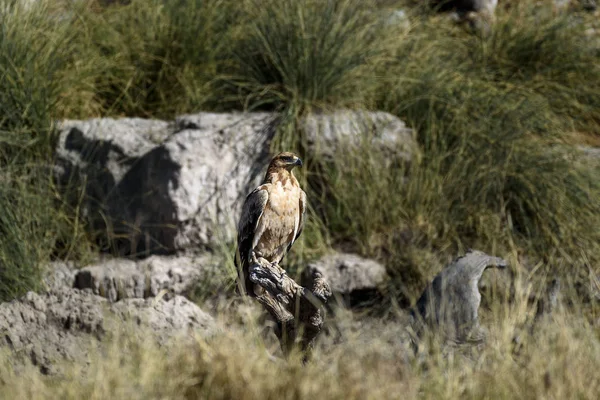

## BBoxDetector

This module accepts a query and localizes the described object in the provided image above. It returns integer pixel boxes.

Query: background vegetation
[0,0,599,397]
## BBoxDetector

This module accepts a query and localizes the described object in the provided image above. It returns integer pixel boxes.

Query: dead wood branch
[248,257,331,360]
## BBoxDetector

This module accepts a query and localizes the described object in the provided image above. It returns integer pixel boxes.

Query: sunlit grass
[0,0,598,395]
[1,287,599,399]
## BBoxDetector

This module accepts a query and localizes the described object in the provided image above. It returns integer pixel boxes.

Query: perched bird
[235,152,306,297]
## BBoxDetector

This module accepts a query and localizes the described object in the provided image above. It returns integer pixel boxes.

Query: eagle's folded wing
[287,190,306,253]
[235,186,269,294]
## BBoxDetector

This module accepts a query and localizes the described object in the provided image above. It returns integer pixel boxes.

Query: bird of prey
[235,152,306,297]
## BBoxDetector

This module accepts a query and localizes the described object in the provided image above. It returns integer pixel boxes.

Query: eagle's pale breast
[255,179,301,262]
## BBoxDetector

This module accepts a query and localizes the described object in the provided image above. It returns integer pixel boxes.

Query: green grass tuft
[222,0,401,112]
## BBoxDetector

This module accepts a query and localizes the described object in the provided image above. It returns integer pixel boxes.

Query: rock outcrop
[303,110,415,163]
[302,253,388,307]
[55,111,415,256]
[0,288,215,375]
[55,113,275,256]
[73,254,220,302]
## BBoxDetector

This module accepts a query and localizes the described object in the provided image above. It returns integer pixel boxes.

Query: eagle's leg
[270,260,286,275]
[250,249,263,265]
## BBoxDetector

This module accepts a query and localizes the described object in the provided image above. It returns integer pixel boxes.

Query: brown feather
[235,152,306,297]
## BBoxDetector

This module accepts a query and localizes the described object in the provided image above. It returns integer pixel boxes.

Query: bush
[316,1,600,294]
[79,0,238,117]
[0,0,598,301]
[0,0,95,300]
[222,0,399,112]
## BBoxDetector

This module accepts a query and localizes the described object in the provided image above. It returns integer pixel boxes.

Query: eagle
[235,152,306,297]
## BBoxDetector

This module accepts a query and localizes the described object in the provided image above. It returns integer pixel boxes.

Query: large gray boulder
[302,253,388,307]
[55,113,275,255]
[55,111,415,256]
[0,288,215,375]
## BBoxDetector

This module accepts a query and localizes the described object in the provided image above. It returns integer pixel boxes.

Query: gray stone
[431,0,497,35]
[73,254,218,302]
[55,112,275,255]
[0,288,214,375]
[535,278,562,319]
[302,110,415,163]
[410,249,508,343]
[43,261,77,292]
[302,253,388,306]
[383,9,410,31]
[55,111,416,256]
[74,258,142,302]
[110,295,215,345]
[554,0,597,11]
[578,146,600,160]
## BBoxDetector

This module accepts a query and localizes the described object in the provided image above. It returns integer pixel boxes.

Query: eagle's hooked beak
[294,157,303,168]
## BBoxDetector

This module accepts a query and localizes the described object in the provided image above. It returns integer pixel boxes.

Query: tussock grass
[77,0,239,117]
[0,0,599,394]
[222,0,400,112]
[1,292,599,399]
[0,0,95,300]
[0,172,51,300]
[314,1,600,297]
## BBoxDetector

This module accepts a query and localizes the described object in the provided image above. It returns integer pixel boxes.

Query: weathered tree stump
[409,249,508,345]
[247,257,331,360]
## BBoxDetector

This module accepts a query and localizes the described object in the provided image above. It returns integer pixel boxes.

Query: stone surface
[73,254,218,302]
[0,288,214,375]
[55,111,415,256]
[302,253,388,307]
[554,0,597,11]
[410,250,508,343]
[302,110,415,163]
[55,112,276,255]
[43,261,77,292]
[578,146,600,160]
[109,294,215,344]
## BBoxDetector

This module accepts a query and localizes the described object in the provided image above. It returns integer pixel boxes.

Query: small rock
[430,0,497,15]
[302,253,388,307]
[578,146,600,160]
[43,261,76,292]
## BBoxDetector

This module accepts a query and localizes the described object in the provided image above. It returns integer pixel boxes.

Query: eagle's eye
[281,156,295,163]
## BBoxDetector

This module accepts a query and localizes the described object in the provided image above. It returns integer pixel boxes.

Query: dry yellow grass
[0,0,599,397]
[1,286,598,400]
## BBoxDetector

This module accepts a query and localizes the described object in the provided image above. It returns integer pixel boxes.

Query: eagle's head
[269,152,303,171]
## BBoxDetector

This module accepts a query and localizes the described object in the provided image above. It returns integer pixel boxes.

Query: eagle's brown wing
[235,185,269,296]
[286,189,306,254]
